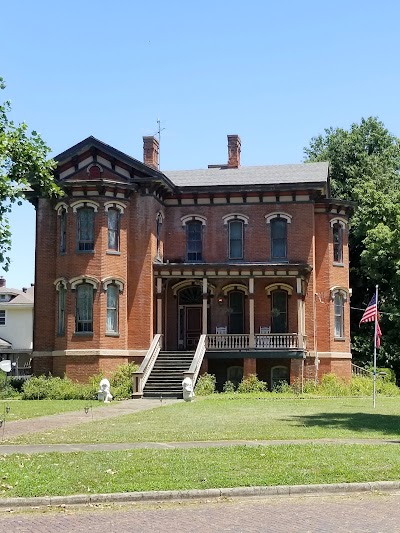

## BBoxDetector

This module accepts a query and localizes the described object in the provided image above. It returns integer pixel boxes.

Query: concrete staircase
[143,351,194,398]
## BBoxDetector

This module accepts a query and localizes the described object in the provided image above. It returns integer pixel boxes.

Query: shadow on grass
[288,412,400,437]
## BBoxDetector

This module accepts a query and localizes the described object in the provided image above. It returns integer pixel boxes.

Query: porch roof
[154,262,312,278]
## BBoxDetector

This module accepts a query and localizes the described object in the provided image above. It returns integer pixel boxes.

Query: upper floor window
[229,220,244,260]
[271,219,287,260]
[75,283,94,333]
[106,284,119,334]
[60,208,67,253]
[333,222,343,264]
[186,221,203,262]
[334,292,344,338]
[107,208,120,251]
[156,212,164,261]
[0,310,5,326]
[77,207,95,251]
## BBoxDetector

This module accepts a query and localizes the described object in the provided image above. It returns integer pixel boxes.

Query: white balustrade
[206,333,303,350]
[206,334,249,350]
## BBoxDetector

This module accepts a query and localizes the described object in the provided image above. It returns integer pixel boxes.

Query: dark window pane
[187,221,203,261]
[333,223,343,263]
[76,283,93,332]
[108,209,119,251]
[271,290,288,333]
[229,291,244,334]
[77,208,94,251]
[271,219,287,259]
[229,221,243,259]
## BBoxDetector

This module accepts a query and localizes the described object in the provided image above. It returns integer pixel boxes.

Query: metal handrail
[351,363,373,377]
[132,334,163,398]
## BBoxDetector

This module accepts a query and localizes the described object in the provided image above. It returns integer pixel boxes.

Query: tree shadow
[287,412,400,438]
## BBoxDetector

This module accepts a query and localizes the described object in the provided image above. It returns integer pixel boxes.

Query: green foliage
[0,77,62,269]
[375,367,396,383]
[222,380,236,393]
[272,380,291,393]
[21,375,96,400]
[304,117,400,375]
[194,373,216,396]
[109,362,139,399]
[237,374,267,393]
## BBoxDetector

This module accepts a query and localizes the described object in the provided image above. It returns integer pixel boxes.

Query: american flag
[360,293,382,348]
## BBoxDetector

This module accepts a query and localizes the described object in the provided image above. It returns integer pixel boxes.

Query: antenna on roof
[155,119,165,170]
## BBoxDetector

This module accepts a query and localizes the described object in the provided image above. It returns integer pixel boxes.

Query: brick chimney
[143,136,159,170]
[0,277,5,288]
[227,135,241,168]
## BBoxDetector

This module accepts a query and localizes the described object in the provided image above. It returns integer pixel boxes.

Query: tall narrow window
[107,208,119,251]
[106,284,119,333]
[271,290,288,333]
[228,291,244,334]
[271,218,287,260]
[333,222,343,263]
[77,207,94,251]
[57,284,66,335]
[156,212,163,260]
[60,208,67,253]
[186,221,203,262]
[229,221,243,260]
[75,283,93,332]
[334,293,344,338]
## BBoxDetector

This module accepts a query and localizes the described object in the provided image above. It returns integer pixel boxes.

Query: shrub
[21,375,96,400]
[109,362,139,399]
[237,374,267,393]
[222,380,236,393]
[272,380,291,393]
[195,373,216,396]
[375,367,396,383]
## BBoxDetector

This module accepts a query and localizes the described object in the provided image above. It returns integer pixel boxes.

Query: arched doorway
[178,286,203,350]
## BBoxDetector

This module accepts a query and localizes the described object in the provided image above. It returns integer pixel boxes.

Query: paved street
[1,492,400,532]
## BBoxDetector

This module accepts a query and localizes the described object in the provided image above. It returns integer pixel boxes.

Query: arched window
[270,218,287,260]
[156,212,164,261]
[271,366,289,389]
[107,208,120,251]
[333,222,343,264]
[334,292,344,338]
[106,284,119,334]
[60,208,67,254]
[75,283,94,333]
[55,281,67,335]
[229,220,244,260]
[228,291,244,334]
[77,207,95,251]
[271,290,288,333]
[186,221,203,262]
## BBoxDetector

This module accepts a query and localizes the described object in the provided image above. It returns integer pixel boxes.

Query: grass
[0,400,102,421]
[1,444,400,498]
[6,396,400,445]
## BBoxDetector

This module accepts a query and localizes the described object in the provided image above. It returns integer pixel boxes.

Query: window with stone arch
[54,279,67,336]
[75,283,94,333]
[181,216,206,262]
[71,201,99,252]
[103,278,124,334]
[55,202,68,254]
[156,211,164,261]
[331,288,348,339]
[265,213,292,261]
[222,214,249,261]
[330,218,347,265]
[271,365,289,390]
[104,202,125,252]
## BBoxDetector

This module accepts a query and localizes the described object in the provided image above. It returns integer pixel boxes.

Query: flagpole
[373,284,378,408]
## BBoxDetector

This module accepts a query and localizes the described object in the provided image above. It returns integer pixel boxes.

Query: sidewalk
[0,398,179,440]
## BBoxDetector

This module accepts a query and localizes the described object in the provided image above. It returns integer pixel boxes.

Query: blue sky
[2,0,400,288]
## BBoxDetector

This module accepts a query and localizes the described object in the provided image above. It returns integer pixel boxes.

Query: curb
[1,481,400,510]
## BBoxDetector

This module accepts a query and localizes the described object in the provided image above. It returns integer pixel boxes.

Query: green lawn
[5,396,400,444]
[0,400,102,421]
[0,444,399,498]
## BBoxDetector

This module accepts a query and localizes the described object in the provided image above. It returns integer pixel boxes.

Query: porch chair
[257,326,271,348]
[216,326,227,334]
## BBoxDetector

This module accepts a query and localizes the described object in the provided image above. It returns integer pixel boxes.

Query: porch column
[202,277,208,334]
[296,277,304,348]
[249,277,255,349]
[156,277,163,334]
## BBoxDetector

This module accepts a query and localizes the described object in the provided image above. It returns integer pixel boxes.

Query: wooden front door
[185,306,202,349]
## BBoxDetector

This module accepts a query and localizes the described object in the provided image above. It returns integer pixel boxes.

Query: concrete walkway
[0,398,179,440]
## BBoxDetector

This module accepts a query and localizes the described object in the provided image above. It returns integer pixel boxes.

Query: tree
[304,117,400,373]
[0,77,62,269]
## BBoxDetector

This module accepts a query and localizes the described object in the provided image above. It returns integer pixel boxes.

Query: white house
[0,277,33,377]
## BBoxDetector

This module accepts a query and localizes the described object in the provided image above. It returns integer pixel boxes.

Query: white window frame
[0,310,6,326]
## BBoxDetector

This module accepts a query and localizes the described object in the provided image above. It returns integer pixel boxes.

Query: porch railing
[132,334,163,398]
[183,334,207,387]
[206,333,305,350]
[351,363,373,378]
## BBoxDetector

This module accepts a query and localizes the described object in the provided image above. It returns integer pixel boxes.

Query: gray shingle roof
[163,162,329,188]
